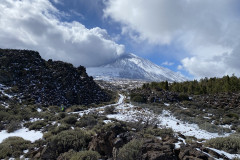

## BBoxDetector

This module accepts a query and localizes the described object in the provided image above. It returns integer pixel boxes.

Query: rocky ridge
[0,49,111,106]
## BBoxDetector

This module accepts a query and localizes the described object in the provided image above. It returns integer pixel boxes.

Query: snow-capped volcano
[87,53,187,82]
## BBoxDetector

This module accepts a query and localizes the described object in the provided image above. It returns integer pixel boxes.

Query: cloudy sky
[0,0,240,79]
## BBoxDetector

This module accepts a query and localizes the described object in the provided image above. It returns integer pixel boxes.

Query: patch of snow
[196,148,217,159]
[174,141,182,149]
[207,147,240,159]
[23,149,29,153]
[0,127,43,143]
[37,108,42,112]
[70,94,231,141]
[164,103,170,106]
[30,118,44,122]
[159,110,230,139]
[103,120,113,124]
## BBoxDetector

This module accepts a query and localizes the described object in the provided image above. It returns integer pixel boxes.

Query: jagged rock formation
[0,49,111,106]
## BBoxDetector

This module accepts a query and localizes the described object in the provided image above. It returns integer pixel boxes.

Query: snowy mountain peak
[87,53,187,82]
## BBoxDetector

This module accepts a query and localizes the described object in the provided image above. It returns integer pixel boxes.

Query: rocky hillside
[0,49,111,106]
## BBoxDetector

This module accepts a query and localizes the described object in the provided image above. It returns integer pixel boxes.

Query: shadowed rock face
[0,49,111,106]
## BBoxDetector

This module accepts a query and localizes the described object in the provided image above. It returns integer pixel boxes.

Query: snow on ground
[71,94,125,116]
[0,127,43,143]
[0,83,13,98]
[207,147,240,159]
[37,108,42,112]
[30,118,44,122]
[159,110,230,140]
[73,94,231,140]
[107,103,230,140]
[71,94,239,158]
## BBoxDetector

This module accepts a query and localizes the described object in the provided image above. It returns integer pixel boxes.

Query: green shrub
[131,94,147,103]
[76,115,98,128]
[58,112,67,119]
[199,122,231,134]
[104,105,115,114]
[6,120,21,133]
[205,135,240,154]
[0,137,31,158]
[225,113,239,119]
[118,139,143,160]
[63,116,77,125]
[178,93,189,101]
[29,120,47,130]
[50,129,93,154]
[145,127,173,138]
[51,124,71,134]
[0,111,10,121]
[49,105,61,113]
[70,150,100,160]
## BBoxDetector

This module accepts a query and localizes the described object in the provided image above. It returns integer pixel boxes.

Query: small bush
[63,116,77,125]
[199,122,231,134]
[104,105,115,114]
[58,112,67,119]
[145,127,173,138]
[6,120,21,133]
[29,120,47,130]
[118,139,143,160]
[178,93,189,101]
[50,129,93,155]
[51,124,71,134]
[0,137,31,158]
[76,115,98,128]
[70,150,101,160]
[0,111,10,121]
[205,135,240,154]
[131,95,147,103]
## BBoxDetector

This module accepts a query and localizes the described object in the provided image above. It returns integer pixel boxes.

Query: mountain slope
[87,53,187,82]
[0,49,111,106]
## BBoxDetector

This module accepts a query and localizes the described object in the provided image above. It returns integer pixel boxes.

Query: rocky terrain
[0,49,240,160]
[0,49,111,106]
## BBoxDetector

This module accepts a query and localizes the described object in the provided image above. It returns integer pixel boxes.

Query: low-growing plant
[205,134,240,154]
[70,150,101,160]
[6,120,21,133]
[58,112,66,118]
[51,124,71,134]
[0,137,31,159]
[117,139,143,160]
[144,127,174,138]
[49,129,93,157]
[199,122,231,134]
[63,115,77,125]
[29,120,47,130]
[76,115,98,128]
[104,105,115,114]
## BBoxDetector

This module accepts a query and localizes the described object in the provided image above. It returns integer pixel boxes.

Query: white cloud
[162,61,174,66]
[177,65,183,70]
[0,0,125,67]
[104,0,240,78]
